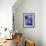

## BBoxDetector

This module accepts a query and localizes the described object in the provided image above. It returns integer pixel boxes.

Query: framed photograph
[23,13,35,28]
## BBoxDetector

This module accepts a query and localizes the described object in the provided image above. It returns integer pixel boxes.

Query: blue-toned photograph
[23,13,35,28]
[25,15,33,25]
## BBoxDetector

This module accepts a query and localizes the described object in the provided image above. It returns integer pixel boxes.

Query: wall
[0,0,16,30]
[41,0,46,46]
[13,0,41,46]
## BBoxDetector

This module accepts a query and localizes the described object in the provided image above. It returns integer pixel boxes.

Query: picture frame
[23,13,35,28]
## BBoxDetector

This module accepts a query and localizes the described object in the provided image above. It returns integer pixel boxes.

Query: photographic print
[23,13,35,28]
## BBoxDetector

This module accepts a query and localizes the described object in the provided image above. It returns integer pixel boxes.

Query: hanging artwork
[23,13,35,28]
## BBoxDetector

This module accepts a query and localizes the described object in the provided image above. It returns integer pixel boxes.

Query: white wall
[13,0,41,46]
[0,0,16,30]
[41,0,46,46]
